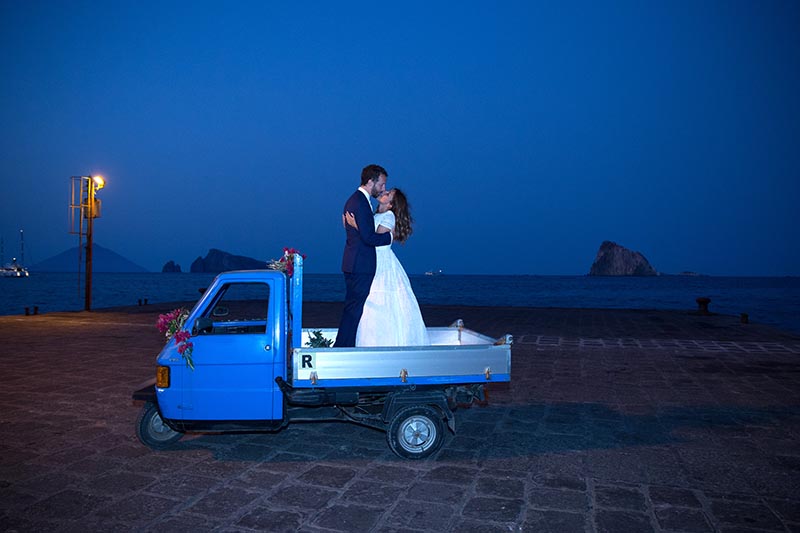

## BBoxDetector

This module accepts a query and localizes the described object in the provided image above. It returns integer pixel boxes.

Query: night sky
[1,1,798,275]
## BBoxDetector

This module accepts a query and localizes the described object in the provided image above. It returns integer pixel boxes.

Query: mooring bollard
[138,299,142,306]
[144,298,148,305]
[24,307,29,316]
[696,297,711,315]
[33,306,39,315]
[740,313,749,324]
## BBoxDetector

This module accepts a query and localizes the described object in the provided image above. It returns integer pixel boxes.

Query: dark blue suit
[334,189,392,347]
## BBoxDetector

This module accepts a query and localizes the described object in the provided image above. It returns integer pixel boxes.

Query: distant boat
[424,269,443,276]
[1,231,30,278]
[1,260,29,278]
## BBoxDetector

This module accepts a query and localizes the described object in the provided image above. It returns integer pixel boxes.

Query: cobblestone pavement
[1,302,799,532]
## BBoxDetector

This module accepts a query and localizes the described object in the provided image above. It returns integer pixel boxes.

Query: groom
[334,164,393,347]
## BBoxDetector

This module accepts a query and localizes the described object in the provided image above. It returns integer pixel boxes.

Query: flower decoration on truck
[156,308,195,370]
[267,247,306,277]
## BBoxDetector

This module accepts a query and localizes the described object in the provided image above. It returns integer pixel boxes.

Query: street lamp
[69,175,106,311]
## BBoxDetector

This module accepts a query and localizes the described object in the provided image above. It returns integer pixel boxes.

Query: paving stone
[362,464,420,485]
[45,514,131,533]
[186,486,261,517]
[298,464,357,488]
[0,488,39,511]
[10,471,83,497]
[82,471,156,495]
[94,492,179,524]
[267,484,338,510]
[462,496,525,522]
[522,509,588,533]
[22,489,111,520]
[145,512,224,532]
[654,507,713,532]
[312,504,384,531]
[258,452,317,475]
[477,452,534,472]
[648,486,702,508]
[436,447,479,462]
[595,484,648,511]
[475,476,526,499]
[235,507,306,531]
[343,480,407,506]
[709,499,785,530]
[231,468,287,490]
[422,465,479,485]
[216,443,273,462]
[533,473,587,491]
[585,452,648,483]
[143,472,221,499]
[528,487,589,511]
[452,519,514,533]
[405,481,466,504]
[387,499,455,530]
[595,509,654,533]
[765,498,800,523]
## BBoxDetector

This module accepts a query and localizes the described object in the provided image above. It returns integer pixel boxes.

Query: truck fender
[382,390,456,434]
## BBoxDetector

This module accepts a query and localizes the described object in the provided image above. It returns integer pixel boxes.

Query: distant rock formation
[589,241,658,276]
[190,249,265,273]
[162,261,182,273]
[29,244,148,273]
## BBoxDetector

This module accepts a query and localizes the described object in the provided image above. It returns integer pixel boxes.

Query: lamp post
[69,175,105,311]
[84,175,104,311]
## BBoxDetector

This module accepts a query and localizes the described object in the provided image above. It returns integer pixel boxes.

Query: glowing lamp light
[92,175,105,190]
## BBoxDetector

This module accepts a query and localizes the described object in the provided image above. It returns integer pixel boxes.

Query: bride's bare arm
[346,212,393,239]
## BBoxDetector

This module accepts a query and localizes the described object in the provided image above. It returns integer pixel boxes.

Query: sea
[1,272,798,335]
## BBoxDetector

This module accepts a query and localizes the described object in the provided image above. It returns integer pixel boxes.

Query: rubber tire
[136,402,183,450]
[387,405,444,459]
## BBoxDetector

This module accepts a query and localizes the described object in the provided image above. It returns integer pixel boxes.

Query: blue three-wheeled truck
[133,256,512,459]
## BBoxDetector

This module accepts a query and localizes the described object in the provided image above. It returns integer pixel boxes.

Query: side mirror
[194,317,214,335]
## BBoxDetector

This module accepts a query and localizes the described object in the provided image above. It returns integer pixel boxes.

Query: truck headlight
[156,366,170,388]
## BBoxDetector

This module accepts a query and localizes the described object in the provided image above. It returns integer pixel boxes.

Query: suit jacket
[341,189,392,273]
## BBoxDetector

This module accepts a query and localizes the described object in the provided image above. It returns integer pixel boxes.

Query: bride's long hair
[389,188,413,244]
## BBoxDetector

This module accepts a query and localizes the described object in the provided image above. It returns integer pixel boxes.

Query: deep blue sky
[2,1,798,275]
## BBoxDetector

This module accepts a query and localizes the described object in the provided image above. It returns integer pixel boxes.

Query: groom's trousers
[334,272,374,347]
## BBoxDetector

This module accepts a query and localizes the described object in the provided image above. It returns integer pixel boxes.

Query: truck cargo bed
[292,324,511,388]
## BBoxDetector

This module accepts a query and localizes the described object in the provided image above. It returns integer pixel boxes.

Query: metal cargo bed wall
[292,326,511,388]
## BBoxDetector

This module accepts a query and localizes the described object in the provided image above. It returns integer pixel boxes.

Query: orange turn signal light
[156,366,170,388]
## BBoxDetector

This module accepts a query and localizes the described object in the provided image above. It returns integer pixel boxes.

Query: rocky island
[588,241,658,276]
[161,260,182,273]
[189,248,265,273]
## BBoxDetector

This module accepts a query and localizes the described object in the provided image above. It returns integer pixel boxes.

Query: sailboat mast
[20,230,24,265]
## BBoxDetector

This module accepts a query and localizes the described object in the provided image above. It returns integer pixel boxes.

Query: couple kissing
[334,164,429,348]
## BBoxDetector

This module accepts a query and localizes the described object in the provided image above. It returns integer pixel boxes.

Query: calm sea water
[1,272,798,334]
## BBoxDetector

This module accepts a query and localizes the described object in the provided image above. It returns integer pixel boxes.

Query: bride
[345,188,430,347]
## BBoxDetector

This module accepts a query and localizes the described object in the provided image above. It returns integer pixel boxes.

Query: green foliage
[305,330,333,348]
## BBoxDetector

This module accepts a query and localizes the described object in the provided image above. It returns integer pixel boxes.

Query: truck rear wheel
[387,405,444,459]
[136,402,183,449]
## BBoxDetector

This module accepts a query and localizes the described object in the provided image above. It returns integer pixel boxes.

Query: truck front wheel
[136,402,183,449]
[387,405,444,459]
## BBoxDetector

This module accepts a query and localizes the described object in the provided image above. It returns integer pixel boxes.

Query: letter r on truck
[301,354,314,369]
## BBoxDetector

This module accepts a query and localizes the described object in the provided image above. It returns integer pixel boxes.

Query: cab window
[198,282,270,335]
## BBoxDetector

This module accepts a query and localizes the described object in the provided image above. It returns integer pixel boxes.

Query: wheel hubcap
[400,416,435,452]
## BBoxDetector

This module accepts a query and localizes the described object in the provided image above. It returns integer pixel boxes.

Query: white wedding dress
[356,211,430,347]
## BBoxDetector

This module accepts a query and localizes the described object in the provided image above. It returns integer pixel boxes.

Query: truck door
[182,280,278,420]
